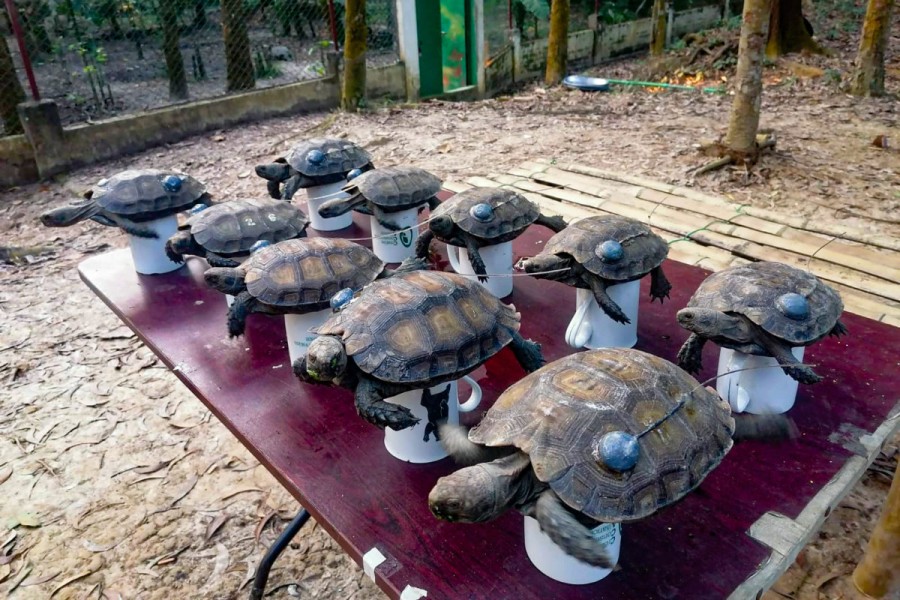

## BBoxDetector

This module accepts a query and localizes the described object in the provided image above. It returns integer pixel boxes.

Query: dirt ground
[2,16,899,600]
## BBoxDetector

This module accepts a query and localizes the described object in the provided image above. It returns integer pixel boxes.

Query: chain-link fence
[1,0,398,136]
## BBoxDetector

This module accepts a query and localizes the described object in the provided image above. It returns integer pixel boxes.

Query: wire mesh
[0,0,399,135]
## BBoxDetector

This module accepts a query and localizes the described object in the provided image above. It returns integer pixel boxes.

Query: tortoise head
[204,267,246,295]
[165,230,199,263]
[429,214,455,240]
[428,465,504,523]
[305,336,347,381]
[516,253,570,280]
[255,161,293,182]
[39,197,96,228]
[677,307,749,341]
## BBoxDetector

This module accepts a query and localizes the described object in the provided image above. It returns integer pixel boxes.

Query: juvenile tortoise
[517,215,671,324]
[165,198,310,267]
[204,237,424,337]
[255,138,374,201]
[676,261,846,385]
[40,170,209,238]
[294,270,546,431]
[415,188,567,282]
[428,349,795,567]
[317,166,443,231]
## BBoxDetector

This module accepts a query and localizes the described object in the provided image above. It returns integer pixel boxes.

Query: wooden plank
[780,228,900,274]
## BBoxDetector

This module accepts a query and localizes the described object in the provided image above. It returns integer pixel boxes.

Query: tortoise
[676,261,847,385]
[415,188,567,282]
[293,270,546,431]
[517,215,671,324]
[165,198,310,267]
[204,237,424,338]
[317,166,443,231]
[255,138,374,201]
[428,349,795,567]
[40,169,209,238]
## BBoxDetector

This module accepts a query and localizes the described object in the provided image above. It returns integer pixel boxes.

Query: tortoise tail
[227,291,254,338]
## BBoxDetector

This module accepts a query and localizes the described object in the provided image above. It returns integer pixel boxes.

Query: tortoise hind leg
[355,378,420,431]
[534,490,614,568]
[227,291,258,338]
[676,333,706,375]
[587,277,630,324]
[415,229,435,260]
[509,331,545,373]
[830,320,848,337]
[649,266,672,303]
[534,213,567,233]
[755,333,822,384]
[206,253,240,268]
[438,424,515,465]
[464,238,489,283]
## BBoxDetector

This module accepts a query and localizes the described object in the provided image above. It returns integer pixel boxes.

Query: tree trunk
[766,0,825,57]
[193,0,208,30]
[852,459,900,597]
[0,36,25,134]
[545,0,569,85]
[222,0,255,91]
[724,0,772,157]
[650,0,667,55]
[159,0,189,99]
[850,0,894,96]
[341,0,366,111]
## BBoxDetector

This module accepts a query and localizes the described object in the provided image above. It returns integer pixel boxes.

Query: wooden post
[852,459,900,597]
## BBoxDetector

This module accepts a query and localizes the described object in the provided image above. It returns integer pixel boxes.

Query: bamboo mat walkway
[444,158,900,326]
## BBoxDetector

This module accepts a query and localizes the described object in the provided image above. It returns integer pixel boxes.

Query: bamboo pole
[852,459,900,597]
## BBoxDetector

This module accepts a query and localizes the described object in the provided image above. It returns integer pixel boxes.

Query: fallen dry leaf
[49,565,99,598]
[0,465,11,485]
[218,486,264,503]
[169,475,199,507]
[204,514,230,544]
[255,510,278,545]
[83,537,125,552]
[0,563,11,583]
[20,570,61,586]
[7,563,33,593]
[15,512,41,528]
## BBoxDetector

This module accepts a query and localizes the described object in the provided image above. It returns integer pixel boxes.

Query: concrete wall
[2,63,406,187]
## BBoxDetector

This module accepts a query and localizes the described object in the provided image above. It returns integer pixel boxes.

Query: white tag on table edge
[363,547,386,581]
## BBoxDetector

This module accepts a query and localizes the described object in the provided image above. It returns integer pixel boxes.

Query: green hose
[604,78,727,94]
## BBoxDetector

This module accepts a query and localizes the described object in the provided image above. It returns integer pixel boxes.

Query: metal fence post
[3,0,40,100]
[328,0,340,49]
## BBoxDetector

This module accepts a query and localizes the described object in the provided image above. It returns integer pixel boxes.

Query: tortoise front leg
[354,378,420,431]
[464,237,489,283]
[90,214,118,228]
[291,355,320,386]
[110,215,157,238]
[830,320,849,337]
[534,490,614,568]
[426,196,442,211]
[649,265,672,303]
[266,179,283,200]
[587,276,630,324]
[534,212,567,233]
[756,333,822,384]
[508,331,545,373]
[676,333,706,375]
[282,174,303,201]
[206,253,241,268]
[227,291,259,338]
[415,229,435,260]
[375,210,406,232]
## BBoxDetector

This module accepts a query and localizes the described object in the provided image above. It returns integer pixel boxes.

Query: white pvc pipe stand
[284,308,333,364]
[716,346,805,414]
[524,517,621,585]
[447,241,513,299]
[129,214,182,275]
[370,207,419,263]
[306,181,353,231]
[383,376,482,464]
[565,281,640,350]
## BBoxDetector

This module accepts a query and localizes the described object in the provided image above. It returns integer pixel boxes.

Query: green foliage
[670,37,687,50]
[254,50,282,78]
[517,0,550,20]
[723,14,742,30]
[825,68,842,84]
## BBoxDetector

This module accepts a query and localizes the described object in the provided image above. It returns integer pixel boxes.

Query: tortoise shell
[469,349,735,523]
[541,215,668,281]
[343,166,442,211]
[285,138,372,177]
[187,198,309,255]
[243,238,384,309]
[91,169,207,218]
[685,261,843,345]
[431,188,540,241]
[315,270,521,384]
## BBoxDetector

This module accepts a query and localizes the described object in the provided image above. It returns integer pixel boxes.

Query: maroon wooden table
[79,213,900,600]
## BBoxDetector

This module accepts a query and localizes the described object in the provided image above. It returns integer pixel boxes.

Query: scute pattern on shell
[243,238,384,308]
[188,198,309,254]
[541,215,668,280]
[285,138,372,176]
[315,271,521,384]
[431,188,539,240]
[346,166,442,210]
[469,349,735,523]
[92,169,207,217]
[686,261,843,345]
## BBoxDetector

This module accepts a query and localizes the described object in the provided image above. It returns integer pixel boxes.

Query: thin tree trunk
[766,0,825,57]
[852,459,900,597]
[0,36,25,134]
[159,0,189,99]
[341,0,366,111]
[650,0,667,55]
[545,0,569,85]
[850,0,894,96]
[724,0,772,156]
[222,0,255,91]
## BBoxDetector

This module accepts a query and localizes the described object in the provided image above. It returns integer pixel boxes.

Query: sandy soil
[1,23,899,600]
